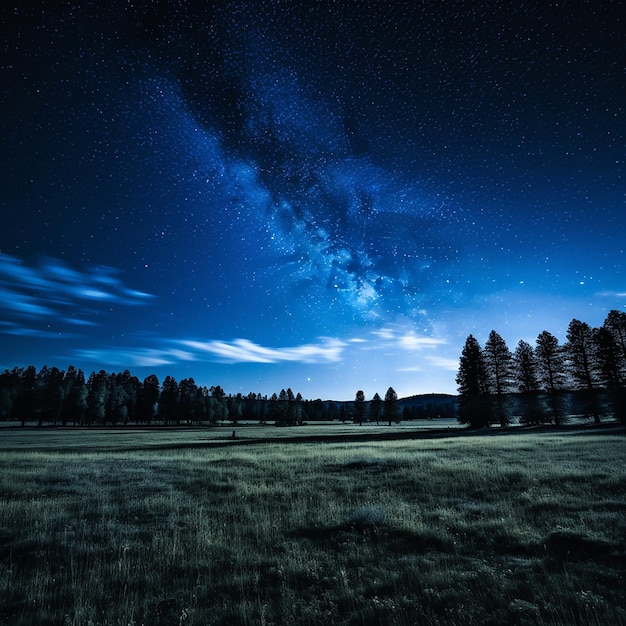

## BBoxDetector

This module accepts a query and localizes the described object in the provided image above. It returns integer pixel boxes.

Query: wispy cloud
[596,291,626,298]
[179,337,345,364]
[73,336,346,368]
[370,325,446,351]
[0,254,155,336]
[424,355,459,371]
[0,320,75,339]
[75,347,197,368]
[70,324,451,373]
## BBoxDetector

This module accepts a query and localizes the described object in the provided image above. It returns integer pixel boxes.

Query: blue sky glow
[1,2,623,399]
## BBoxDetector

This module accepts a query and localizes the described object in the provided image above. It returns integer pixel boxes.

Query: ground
[1,421,624,625]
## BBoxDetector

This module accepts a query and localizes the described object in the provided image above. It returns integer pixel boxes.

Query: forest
[456,310,626,427]
[0,361,456,427]
[0,366,321,427]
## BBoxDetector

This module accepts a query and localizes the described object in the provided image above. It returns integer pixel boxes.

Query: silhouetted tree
[604,312,626,422]
[210,385,225,400]
[354,390,366,425]
[384,387,398,426]
[593,327,622,388]
[61,366,88,425]
[159,376,179,424]
[37,366,65,425]
[13,365,37,425]
[192,386,208,424]
[0,370,12,420]
[370,392,382,425]
[179,378,198,424]
[514,340,539,393]
[207,395,227,422]
[535,331,567,424]
[456,334,492,427]
[513,340,545,424]
[294,392,304,424]
[604,310,626,373]
[593,326,626,421]
[228,393,243,424]
[483,330,513,426]
[87,370,109,425]
[123,371,141,423]
[141,374,160,424]
[565,319,600,423]
[267,392,280,423]
[107,370,140,425]
[107,372,129,425]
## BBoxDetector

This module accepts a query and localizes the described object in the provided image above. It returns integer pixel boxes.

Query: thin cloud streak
[179,338,346,364]
[0,254,155,335]
[72,337,348,368]
[75,347,197,368]
[425,355,460,371]
[369,325,447,351]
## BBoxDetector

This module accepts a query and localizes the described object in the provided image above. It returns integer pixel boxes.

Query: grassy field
[0,424,625,625]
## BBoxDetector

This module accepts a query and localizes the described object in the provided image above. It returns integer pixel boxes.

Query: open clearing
[0,419,461,452]
[1,424,625,625]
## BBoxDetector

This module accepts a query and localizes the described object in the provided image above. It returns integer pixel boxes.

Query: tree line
[456,310,626,427]
[0,367,315,426]
[0,364,445,427]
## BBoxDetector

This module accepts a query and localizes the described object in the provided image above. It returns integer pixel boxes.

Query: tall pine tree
[384,387,398,426]
[604,310,626,381]
[483,330,514,426]
[354,390,366,425]
[593,326,626,421]
[513,340,545,424]
[456,334,491,427]
[565,319,600,423]
[535,331,566,424]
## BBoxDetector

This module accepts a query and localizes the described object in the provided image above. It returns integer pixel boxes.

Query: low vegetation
[1,426,625,625]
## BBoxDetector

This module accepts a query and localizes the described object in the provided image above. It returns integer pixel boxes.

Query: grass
[0,425,625,625]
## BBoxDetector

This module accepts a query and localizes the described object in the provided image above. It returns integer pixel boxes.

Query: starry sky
[1,1,623,400]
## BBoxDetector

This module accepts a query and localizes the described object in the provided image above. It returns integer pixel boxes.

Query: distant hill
[397,394,458,419]
[321,393,458,420]
[397,393,458,407]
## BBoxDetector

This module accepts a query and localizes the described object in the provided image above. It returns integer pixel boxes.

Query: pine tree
[513,340,539,392]
[354,390,366,425]
[593,326,626,421]
[384,387,398,426]
[141,374,160,424]
[159,376,179,424]
[179,378,198,424]
[107,372,129,425]
[483,331,514,426]
[456,334,491,427]
[193,387,208,424]
[604,310,626,380]
[513,340,545,424]
[599,311,626,422]
[62,367,88,426]
[593,327,622,388]
[87,370,109,426]
[565,319,600,423]
[535,331,567,424]
[370,392,382,424]
[12,365,37,425]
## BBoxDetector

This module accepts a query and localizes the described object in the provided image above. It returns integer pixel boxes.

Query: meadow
[0,424,625,625]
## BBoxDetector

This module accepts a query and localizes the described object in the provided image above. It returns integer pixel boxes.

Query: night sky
[1,1,623,400]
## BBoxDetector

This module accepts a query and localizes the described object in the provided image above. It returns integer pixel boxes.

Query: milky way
[1,2,623,398]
